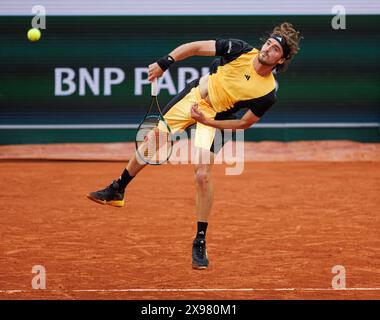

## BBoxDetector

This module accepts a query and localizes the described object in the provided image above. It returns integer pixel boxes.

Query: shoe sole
[86,194,124,207]
[192,263,208,270]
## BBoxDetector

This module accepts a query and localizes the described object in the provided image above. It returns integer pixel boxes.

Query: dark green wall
[0,15,379,143]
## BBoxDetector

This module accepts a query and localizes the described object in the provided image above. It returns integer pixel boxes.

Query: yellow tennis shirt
[207,38,277,117]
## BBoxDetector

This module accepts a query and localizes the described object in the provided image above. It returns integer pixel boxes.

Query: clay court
[2,0,380,302]
[1,142,379,300]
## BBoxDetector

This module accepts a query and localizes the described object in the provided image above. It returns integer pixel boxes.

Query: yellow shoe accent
[107,200,125,207]
[192,264,208,270]
[86,195,124,207]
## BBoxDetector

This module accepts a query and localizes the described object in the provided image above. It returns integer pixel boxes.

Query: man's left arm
[191,105,260,130]
[191,89,277,129]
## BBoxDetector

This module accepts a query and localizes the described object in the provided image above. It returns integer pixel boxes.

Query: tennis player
[87,22,301,269]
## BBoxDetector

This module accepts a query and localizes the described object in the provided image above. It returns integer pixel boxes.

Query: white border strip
[0,123,378,130]
[1,0,380,15]
[1,287,380,294]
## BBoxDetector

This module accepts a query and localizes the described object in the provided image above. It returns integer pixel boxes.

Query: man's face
[258,38,285,67]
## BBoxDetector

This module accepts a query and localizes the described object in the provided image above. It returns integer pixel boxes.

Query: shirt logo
[245,74,251,80]
[227,41,232,53]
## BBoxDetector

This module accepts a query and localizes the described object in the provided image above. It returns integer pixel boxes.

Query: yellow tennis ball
[27,28,41,42]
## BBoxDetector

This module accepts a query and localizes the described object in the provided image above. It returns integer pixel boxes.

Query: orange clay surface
[0,160,379,300]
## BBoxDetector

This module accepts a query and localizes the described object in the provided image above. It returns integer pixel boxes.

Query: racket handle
[151,78,158,97]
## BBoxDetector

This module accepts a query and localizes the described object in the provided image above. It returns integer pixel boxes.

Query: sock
[196,221,208,239]
[117,169,134,191]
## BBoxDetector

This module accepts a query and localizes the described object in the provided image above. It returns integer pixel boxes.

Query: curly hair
[262,22,302,73]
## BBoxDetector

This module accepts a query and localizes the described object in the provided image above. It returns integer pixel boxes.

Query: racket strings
[136,118,172,164]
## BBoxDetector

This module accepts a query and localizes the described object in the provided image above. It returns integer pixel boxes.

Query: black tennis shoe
[87,180,125,207]
[192,238,209,270]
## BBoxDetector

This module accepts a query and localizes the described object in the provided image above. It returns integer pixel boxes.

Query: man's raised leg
[86,130,158,207]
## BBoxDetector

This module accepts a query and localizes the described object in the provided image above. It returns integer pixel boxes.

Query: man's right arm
[148,40,216,81]
[169,40,216,61]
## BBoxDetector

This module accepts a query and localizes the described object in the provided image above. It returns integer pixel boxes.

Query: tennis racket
[135,78,173,165]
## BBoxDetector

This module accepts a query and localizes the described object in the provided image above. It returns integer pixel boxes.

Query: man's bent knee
[194,165,212,189]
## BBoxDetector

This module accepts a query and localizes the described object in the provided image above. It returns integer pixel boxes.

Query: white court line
[1,288,380,294]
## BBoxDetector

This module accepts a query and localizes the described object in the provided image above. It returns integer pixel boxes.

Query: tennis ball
[27,28,41,42]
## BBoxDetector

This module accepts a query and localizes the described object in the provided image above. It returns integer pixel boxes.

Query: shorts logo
[245,74,250,80]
